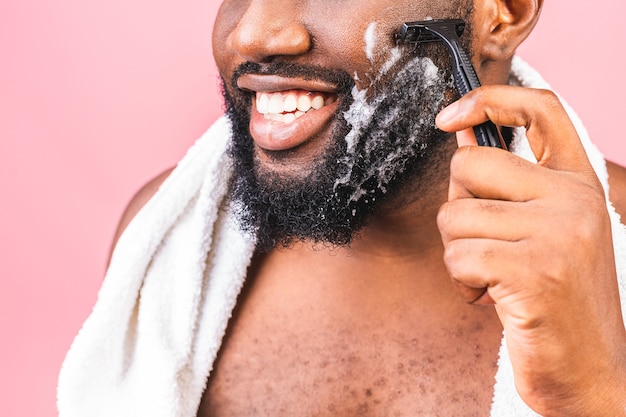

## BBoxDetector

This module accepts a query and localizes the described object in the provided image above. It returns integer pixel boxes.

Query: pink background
[1,1,624,415]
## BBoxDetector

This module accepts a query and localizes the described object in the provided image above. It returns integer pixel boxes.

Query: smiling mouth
[256,90,338,123]
[235,72,345,151]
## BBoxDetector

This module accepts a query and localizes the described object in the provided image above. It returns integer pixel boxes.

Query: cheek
[212,1,246,75]
[308,22,390,89]
[305,6,412,91]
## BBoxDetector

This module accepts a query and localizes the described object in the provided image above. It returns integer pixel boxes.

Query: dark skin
[112,0,626,415]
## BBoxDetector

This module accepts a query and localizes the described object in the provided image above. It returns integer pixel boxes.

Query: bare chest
[197,267,502,417]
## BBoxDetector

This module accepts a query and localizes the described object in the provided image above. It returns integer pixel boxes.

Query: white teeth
[263,110,309,123]
[256,91,335,123]
[257,93,269,114]
[284,93,298,112]
[297,94,312,112]
[268,93,283,114]
[311,95,324,110]
[267,113,282,122]
[282,113,296,124]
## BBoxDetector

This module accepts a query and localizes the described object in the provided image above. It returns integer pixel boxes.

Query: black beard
[224,51,458,251]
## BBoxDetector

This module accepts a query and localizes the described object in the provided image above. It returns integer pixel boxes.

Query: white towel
[57,56,626,417]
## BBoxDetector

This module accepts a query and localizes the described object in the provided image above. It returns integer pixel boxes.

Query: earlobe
[474,0,543,62]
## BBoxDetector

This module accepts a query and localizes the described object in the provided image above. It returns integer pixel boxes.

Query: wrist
[568,346,626,417]
[538,342,626,417]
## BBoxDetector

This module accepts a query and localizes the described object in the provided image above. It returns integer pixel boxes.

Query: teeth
[297,95,312,112]
[269,113,282,122]
[255,90,336,123]
[283,113,296,124]
[262,111,308,123]
[284,93,298,112]
[257,93,269,114]
[311,95,324,110]
[268,93,283,114]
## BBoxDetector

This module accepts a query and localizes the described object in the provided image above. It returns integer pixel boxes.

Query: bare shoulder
[607,160,626,220]
[108,167,175,261]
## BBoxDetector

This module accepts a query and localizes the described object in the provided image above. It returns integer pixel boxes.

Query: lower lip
[249,100,339,152]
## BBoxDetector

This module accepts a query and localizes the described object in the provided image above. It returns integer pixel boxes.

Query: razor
[397,19,507,149]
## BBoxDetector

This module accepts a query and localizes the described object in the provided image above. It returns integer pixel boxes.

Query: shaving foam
[364,22,377,64]
[336,55,444,204]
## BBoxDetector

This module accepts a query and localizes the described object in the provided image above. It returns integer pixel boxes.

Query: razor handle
[399,20,507,149]
[452,43,506,149]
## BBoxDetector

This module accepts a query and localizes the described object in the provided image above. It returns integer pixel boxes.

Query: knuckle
[564,183,609,240]
[442,241,472,280]
[449,146,472,177]
[467,87,487,105]
[442,241,460,268]
[436,203,450,231]
[534,88,562,112]
[572,204,608,245]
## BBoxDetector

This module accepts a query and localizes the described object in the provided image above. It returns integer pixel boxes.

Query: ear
[472,0,543,63]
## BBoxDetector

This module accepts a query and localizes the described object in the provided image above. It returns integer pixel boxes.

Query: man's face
[213,0,472,250]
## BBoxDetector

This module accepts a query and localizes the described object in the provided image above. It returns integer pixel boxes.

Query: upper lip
[237,74,339,94]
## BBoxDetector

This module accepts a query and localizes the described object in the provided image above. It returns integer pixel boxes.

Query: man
[58,0,626,415]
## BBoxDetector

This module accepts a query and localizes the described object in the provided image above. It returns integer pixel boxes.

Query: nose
[226,0,311,63]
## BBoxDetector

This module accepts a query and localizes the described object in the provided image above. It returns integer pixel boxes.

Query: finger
[436,85,596,178]
[455,128,476,148]
[438,198,531,244]
[456,284,492,305]
[447,145,562,202]
[443,238,530,304]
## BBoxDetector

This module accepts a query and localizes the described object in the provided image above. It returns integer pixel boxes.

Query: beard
[224,47,459,251]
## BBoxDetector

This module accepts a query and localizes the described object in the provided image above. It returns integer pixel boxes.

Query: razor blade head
[397,19,465,45]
